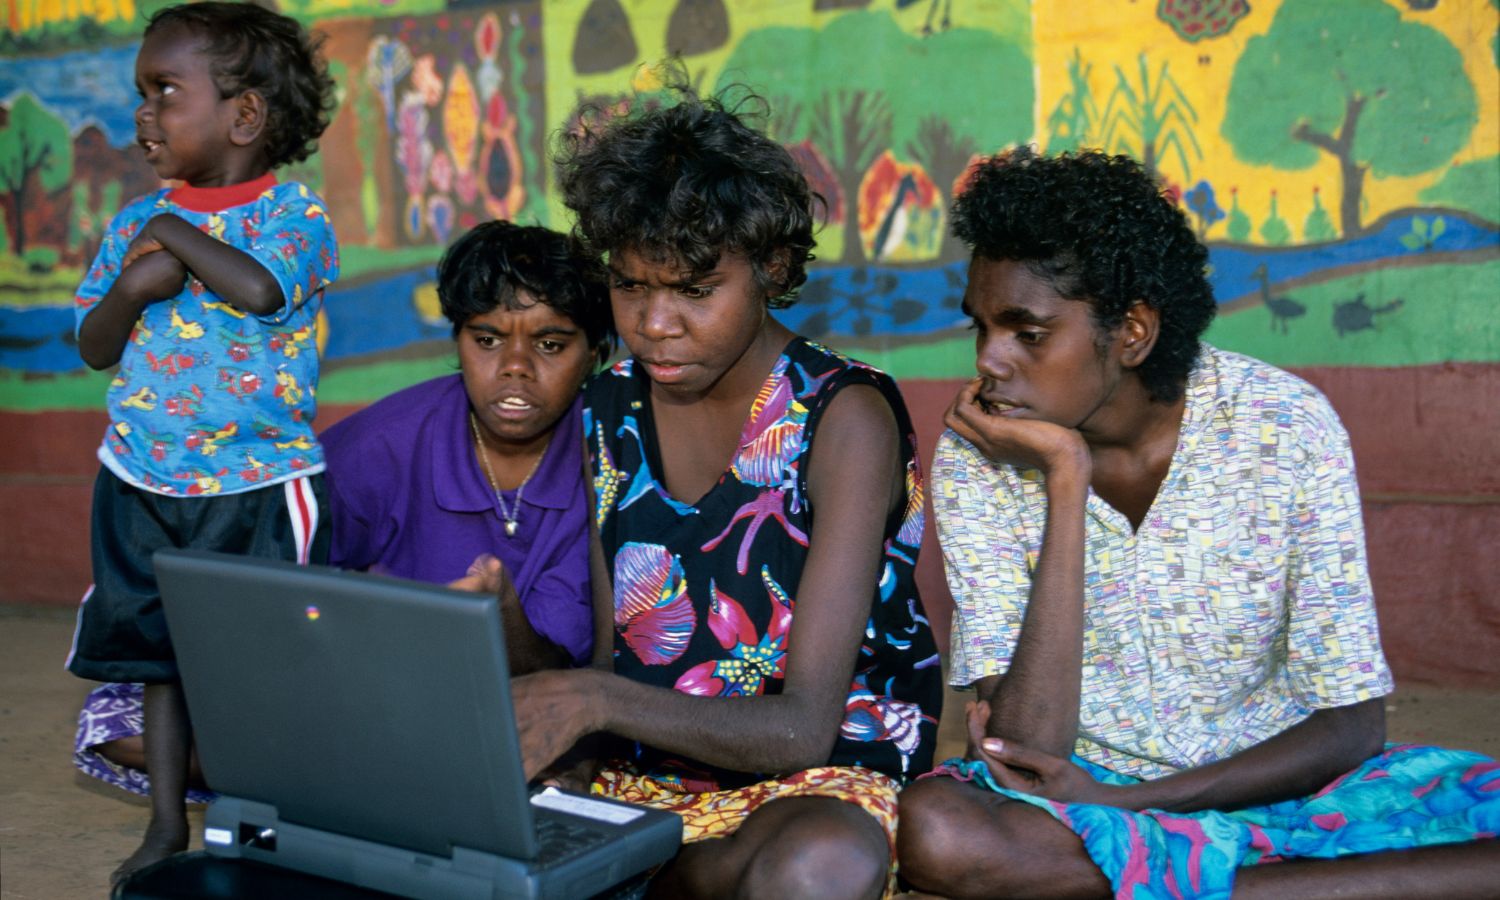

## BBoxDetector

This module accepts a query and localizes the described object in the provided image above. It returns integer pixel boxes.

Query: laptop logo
[305,605,321,621]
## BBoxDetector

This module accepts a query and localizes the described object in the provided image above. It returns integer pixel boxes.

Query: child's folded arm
[77,249,187,370]
[138,213,284,316]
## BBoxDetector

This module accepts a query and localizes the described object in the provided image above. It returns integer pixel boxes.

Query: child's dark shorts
[67,466,329,683]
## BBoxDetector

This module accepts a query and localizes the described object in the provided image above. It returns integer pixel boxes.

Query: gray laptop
[154,548,681,900]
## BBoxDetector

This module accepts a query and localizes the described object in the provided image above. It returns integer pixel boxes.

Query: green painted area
[1205,260,1500,367]
[276,0,445,25]
[0,353,457,412]
[1420,157,1500,226]
[337,245,443,282]
[317,353,455,404]
[837,335,977,383]
[719,11,1032,158]
[0,367,113,410]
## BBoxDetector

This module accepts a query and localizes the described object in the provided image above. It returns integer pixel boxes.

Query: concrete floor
[3,603,1499,900]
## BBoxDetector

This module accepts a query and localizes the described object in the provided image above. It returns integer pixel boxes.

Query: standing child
[510,87,942,899]
[66,1,337,882]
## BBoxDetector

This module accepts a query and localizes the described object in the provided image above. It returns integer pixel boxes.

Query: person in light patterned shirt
[896,149,1499,899]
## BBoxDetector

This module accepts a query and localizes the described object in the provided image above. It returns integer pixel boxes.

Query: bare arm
[513,385,902,779]
[971,696,1386,814]
[77,249,188,369]
[1123,697,1385,812]
[131,214,284,316]
[451,556,570,675]
[944,378,1093,758]
[587,461,616,670]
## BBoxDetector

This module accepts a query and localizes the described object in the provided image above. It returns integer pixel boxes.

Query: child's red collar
[167,173,278,213]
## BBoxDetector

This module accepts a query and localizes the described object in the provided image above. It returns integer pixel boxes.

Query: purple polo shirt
[321,374,592,664]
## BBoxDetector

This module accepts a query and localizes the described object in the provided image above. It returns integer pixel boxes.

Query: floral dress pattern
[583,337,941,790]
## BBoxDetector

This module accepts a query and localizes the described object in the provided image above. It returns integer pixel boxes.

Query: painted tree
[1304,186,1337,242]
[1099,53,1202,180]
[1259,189,1291,246]
[809,90,893,263]
[0,93,73,255]
[1222,0,1477,236]
[719,10,1031,263]
[1046,48,1100,154]
[905,116,976,259]
[1226,187,1252,242]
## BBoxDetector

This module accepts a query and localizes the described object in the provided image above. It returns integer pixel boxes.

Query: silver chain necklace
[469,411,546,537]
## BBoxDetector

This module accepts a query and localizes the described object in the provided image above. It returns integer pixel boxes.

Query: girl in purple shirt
[323,221,614,672]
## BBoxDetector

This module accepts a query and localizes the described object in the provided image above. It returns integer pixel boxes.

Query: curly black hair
[146,2,336,169]
[554,81,818,309]
[437,220,615,362]
[951,147,1216,403]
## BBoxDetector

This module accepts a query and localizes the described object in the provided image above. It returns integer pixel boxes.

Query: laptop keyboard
[533,816,611,868]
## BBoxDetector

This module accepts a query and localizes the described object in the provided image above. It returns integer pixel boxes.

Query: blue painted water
[4,214,1494,373]
[0,44,141,148]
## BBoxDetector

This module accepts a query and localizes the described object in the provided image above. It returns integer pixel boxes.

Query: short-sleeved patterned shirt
[75,174,338,497]
[935,346,1394,780]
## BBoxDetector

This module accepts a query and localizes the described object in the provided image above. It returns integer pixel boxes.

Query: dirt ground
[3,602,1498,900]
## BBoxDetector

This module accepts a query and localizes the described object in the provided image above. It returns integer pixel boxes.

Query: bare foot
[110,815,189,887]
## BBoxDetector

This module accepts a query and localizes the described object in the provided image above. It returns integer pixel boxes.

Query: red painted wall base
[3,362,1496,685]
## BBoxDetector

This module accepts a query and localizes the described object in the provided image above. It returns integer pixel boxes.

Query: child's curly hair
[554,79,818,309]
[437,221,616,362]
[952,147,1217,403]
[146,1,336,169]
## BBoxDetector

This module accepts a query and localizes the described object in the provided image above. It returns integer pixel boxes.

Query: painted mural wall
[3,0,1495,407]
[2,0,1498,682]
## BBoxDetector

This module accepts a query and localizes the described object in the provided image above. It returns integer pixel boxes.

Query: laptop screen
[155,549,541,859]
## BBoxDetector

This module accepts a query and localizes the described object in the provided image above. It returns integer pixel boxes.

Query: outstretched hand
[449,553,510,595]
[945,378,1090,479]
[965,699,1120,806]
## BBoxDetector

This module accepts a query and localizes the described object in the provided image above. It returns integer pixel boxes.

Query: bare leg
[95,735,207,789]
[1234,839,1500,900]
[649,796,889,900]
[111,681,192,885]
[900,777,1500,900]
[896,776,1110,899]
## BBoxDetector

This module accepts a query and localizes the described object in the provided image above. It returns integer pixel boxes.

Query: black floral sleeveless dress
[583,337,941,790]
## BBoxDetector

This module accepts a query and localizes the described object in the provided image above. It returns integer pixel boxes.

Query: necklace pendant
[504,520,518,537]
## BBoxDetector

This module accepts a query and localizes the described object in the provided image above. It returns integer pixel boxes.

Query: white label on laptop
[530,786,644,824]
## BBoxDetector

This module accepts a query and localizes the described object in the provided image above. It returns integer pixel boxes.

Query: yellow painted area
[412,280,442,327]
[7,0,134,30]
[1035,0,1499,242]
[443,63,479,173]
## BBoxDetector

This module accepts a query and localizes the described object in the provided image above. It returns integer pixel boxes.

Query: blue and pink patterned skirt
[929,743,1498,899]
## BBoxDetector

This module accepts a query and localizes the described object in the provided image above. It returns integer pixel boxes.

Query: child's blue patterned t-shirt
[74,175,339,496]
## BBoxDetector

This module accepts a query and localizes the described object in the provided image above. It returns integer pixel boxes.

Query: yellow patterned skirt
[592,762,902,894]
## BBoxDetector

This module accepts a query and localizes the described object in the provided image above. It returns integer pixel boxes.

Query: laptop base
[204,797,666,900]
